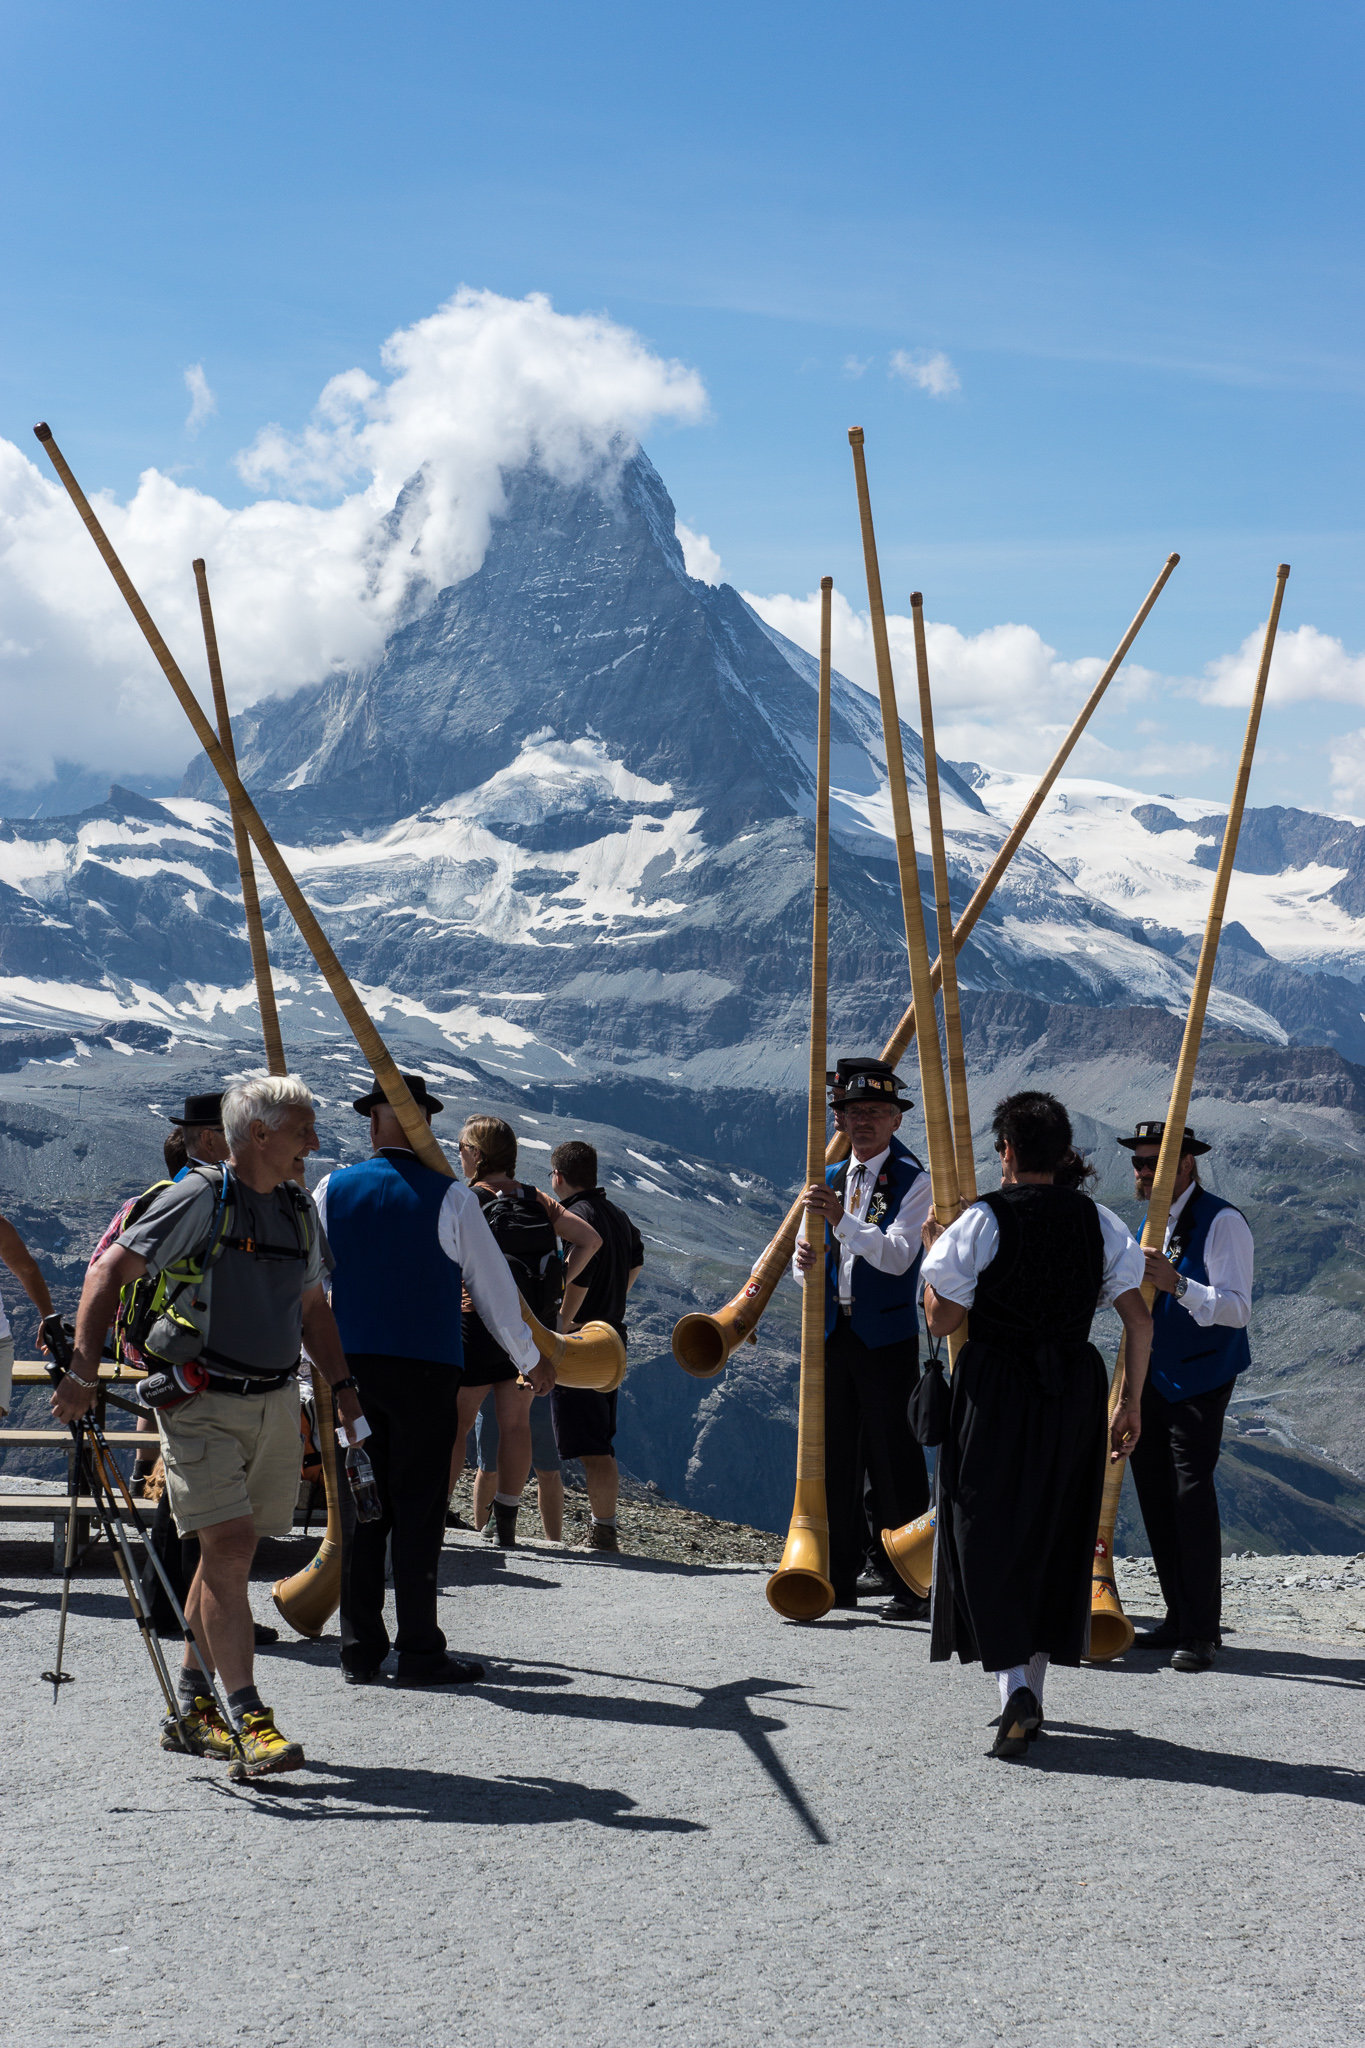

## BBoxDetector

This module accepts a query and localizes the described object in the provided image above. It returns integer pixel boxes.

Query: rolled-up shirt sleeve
[832,1172,934,1275]
[1096,1205,1144,1304]
[920,1206,998,1309]
[438,1183,540,1373]
[1172,1207,1253,1328]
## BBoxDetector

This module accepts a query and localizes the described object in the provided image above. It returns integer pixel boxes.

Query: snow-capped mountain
[8,445,1358,1106]
[8,446,1365,1543]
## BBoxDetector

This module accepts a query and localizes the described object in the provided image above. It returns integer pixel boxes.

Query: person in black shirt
[549,1142,644,1552]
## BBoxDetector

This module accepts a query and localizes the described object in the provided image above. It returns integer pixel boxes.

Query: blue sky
[1,0,1362,809]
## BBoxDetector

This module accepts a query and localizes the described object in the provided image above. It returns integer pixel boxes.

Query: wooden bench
[3,1359,154,1565]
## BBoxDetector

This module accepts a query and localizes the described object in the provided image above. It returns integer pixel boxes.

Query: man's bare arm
[0,1213,54,1319]
[300,1286,364,1431]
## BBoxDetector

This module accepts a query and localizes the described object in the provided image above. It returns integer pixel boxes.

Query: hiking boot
[162,1696,237,1760]
[493,1502,519,1548]
[227,1708,305,1780]
[586,1520,620,1552]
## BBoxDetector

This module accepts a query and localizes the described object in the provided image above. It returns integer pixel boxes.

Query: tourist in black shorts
[549,1141,644,1553]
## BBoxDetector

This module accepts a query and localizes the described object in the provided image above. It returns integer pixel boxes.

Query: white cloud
[842,355,871,379]
[889,349,961,398]
[0,288,707,793]
[183,364,217,434]
[676,522,721,585]
[1197,621,1365,709]
[743,584,1140,774]
[1328,729,1365,812]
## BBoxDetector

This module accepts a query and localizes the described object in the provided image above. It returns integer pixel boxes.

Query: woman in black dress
[920,1092,1150,1758]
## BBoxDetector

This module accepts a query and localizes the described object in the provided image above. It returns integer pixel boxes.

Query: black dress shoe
[879,1593,930,1623]
[990,1686,1042,1760]
[394,1653,487,1687]
[1135,1617,1182,1650]
[1171,1639,1217,1673]
[856,1567,896,1597]
[343,1665,386,1686]
[252,1623,280,1648]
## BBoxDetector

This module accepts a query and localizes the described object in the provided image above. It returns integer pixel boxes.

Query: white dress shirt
[1158,1181,1253,1329]
[922,1196,1144,1309]
[315,1161,539,1374]
[791,1143,934,1303]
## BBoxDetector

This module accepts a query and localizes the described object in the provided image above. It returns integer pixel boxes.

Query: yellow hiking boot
[161,1696,237,1760]
[228,1707,305,1780]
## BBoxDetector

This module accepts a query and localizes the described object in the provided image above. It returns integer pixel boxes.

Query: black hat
[826,1057,914,1111]
[1117,1119,1211,1158]
[168,1092,223,1128]
[352,1072,444,1118]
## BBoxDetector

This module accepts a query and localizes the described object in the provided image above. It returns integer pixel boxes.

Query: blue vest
[325,1149,464,1367]
[823,1136,925,1349]
[1149,1187,1250,1403]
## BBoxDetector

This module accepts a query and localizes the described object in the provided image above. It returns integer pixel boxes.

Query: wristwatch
[1174,1273,1189,1301]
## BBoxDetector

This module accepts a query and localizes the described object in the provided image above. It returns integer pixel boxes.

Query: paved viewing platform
[4,1523,1364,2046]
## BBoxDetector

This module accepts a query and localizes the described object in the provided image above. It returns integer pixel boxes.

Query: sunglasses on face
[1132,1154,1161,1171]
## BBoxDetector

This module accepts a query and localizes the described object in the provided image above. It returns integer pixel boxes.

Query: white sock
[997,1665,1028,1711]
[493,1492,521,1509]
[592,1514,618,1528]
[1025,1650,1049,1703]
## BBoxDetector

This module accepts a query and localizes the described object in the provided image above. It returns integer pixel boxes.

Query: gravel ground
[4,1503,1365,2048]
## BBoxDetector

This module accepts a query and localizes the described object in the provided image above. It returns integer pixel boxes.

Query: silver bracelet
[65,1367,99,1390]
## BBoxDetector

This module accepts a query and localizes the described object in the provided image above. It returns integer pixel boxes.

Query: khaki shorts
[0,1335,13,1418]
[157,1382,302,1539]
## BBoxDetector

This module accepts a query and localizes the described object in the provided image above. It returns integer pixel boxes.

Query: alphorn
[273,1375,343,1634]
[1089,564,1290,1660]
[193,558,286,1077]
[672,552,1180,1378]
[194,556,346,1631]
[848,429,960,1230]
[909,593,975,1208]
[767,578,836,1622]
[35,423,625,1395]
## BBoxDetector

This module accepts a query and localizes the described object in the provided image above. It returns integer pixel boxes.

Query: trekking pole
[84,1416,248,1764]
[40,1317,85,1698]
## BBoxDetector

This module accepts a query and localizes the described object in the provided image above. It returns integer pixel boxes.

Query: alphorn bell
[672,553,1180,1377]
[35,423,625,1394]
[767,579,836,1622]
[1089,565,1290,1661]
[193,558,286,1077]
[272,1380,343,1635]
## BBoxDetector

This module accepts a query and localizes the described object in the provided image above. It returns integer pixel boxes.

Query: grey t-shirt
[118,1169,331,1375]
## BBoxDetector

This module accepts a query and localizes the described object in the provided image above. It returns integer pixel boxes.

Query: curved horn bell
[881,1507,934,1601]
[273,1384,343,1638]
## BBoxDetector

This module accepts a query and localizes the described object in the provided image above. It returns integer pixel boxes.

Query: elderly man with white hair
[55,1073,361,1778]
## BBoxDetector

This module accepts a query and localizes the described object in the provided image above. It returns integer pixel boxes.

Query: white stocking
[1025,1650,1049,1702]
[997,1664,1028,1711]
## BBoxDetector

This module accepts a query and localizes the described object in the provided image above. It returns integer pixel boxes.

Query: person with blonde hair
[449,1114,601,1547]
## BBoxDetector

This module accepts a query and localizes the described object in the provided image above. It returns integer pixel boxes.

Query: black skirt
[929,1335,1107,1671]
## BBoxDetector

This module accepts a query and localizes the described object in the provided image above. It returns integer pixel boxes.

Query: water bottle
[345,1443,383,1522]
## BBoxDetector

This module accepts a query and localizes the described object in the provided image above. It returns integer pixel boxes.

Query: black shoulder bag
[907,1330,950,1448]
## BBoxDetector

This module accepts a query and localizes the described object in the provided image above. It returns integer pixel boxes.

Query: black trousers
[339,1355,461,1676]
[1129,1375,1235,1642]
[824,1321,928,1598]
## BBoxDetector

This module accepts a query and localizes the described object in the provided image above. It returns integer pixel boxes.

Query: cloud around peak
[0,289,707,794]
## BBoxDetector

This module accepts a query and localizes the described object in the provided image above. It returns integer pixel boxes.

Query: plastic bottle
[345,1443,383,1522]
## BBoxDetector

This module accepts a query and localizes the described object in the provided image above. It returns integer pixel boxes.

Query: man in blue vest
[315,1074,551,1687]
[795,1057,933,1617]
[1120,1120,1254,1673]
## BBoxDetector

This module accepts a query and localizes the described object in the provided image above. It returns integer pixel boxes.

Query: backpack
[477,1183,564,1324]
[115,1166,314,1372]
